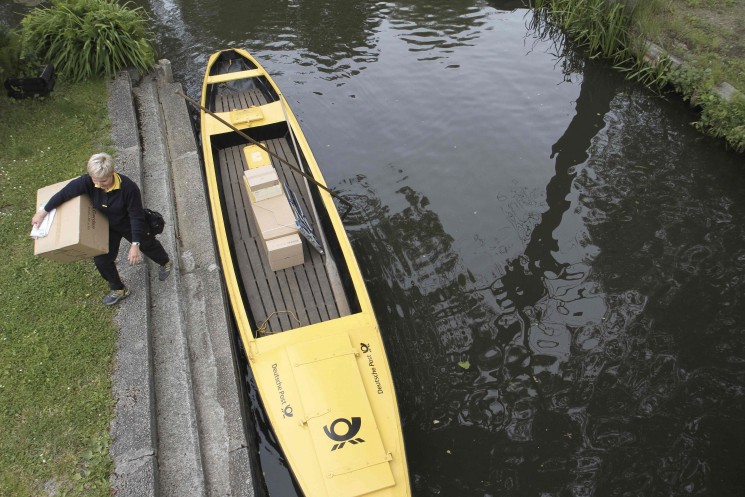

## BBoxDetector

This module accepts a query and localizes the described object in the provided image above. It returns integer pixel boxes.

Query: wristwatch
[132,242,141,247]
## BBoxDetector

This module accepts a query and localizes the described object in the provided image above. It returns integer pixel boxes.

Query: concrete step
[133,75,206,497]
[155,65,255,497]
[108,67,256,497]
[108,70,158,497]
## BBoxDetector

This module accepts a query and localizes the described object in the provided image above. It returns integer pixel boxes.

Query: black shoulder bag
[144,208,165,235]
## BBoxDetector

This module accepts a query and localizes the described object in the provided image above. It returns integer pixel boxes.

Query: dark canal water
[14,0,745,494]
[135,1,745,496]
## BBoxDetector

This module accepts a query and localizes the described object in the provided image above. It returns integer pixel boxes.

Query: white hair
[87,153,115,178]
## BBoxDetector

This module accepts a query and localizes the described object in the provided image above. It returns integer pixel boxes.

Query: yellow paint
[201,49,410,497]
[202,101,285,136]
[205,68,263,84]
[230,107,264,125]
[243,144,272,169]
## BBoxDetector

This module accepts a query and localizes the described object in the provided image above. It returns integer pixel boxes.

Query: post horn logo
[282,405,293,418]
[360,343,370,353]
[323,417,365,451]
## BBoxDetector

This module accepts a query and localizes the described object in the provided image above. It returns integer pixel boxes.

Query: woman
[31,153,172,305]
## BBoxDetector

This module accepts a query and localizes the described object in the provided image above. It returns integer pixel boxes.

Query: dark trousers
[94,229,169,290]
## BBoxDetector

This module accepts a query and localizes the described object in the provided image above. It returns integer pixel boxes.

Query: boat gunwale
[199,48,411,497]
[200,48,374,342]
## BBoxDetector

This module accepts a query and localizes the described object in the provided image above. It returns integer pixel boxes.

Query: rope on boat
[257,310,301,335]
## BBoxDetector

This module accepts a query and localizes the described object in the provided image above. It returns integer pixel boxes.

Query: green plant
[20,0,155,82]
[695,93,745,152]
[530,0,635,61]
[0,25,41,80]
[668,67,745,153]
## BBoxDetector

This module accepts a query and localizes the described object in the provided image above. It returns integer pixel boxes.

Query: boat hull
[199,48,410,497]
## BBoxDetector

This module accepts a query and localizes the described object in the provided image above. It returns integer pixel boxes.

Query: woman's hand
[128,244,143,265]
[31,208,48,227]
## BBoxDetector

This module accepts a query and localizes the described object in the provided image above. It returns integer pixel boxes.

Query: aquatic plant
[668,66,745,152]
[20,0,155,81]
[530,0,633,59]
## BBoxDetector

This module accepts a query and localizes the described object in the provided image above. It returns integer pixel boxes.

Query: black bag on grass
[144,208,165,235]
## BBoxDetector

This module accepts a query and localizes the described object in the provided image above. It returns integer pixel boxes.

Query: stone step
[108,67,256,497]
[108,70,158,497]
[155,66,255,497]
[133,75,206,497]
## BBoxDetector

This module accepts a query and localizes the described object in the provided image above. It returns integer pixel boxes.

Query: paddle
[176,90,354,220]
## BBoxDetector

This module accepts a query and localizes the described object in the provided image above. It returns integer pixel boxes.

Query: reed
[530,0,633,60]
[20,0,155,82]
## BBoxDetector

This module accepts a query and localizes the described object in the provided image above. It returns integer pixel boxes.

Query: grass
[530,0,745,153]
[0,79,116,496]
[632,0,745,151]
[634,0,745,91]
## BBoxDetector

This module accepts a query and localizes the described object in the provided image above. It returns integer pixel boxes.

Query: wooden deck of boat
[213,90,350,334]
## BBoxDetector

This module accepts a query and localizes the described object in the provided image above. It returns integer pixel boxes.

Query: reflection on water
[27,0,739,495]
[343,57,632,495]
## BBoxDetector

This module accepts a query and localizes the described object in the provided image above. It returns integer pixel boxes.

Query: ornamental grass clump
[0,25,40,79]
[21,0,155,82]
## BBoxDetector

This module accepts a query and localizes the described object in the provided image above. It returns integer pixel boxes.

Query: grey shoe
[103,287,130,306]
[159,260,172,281]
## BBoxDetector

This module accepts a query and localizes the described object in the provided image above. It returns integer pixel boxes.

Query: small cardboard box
[243,144,272,170]
[243,166,282,202]
[249,194,298,241]
[34,179,109,262]
[266,233,304,271]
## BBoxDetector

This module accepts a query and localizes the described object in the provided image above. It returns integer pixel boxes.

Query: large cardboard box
[243,166,281,202]
[249,193,298,241]
[34,179,109,262]
[266,234,304,271]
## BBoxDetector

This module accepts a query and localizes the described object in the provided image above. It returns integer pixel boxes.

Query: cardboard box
[243,144,272,170]
[249,193,298,241]
[243,166,282,202]
[266,233,304,271]
[34,179,109,262]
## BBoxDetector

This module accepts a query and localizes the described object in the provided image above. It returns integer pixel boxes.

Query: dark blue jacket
[44,173,147,243]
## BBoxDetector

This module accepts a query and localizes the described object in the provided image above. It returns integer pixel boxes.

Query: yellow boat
[199,48,410,497]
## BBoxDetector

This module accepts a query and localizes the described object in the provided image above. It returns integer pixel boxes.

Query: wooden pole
[175,90,354,218]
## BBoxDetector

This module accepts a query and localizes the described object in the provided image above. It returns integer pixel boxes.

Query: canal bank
[107,62,255,497]
[531,0,745,153]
